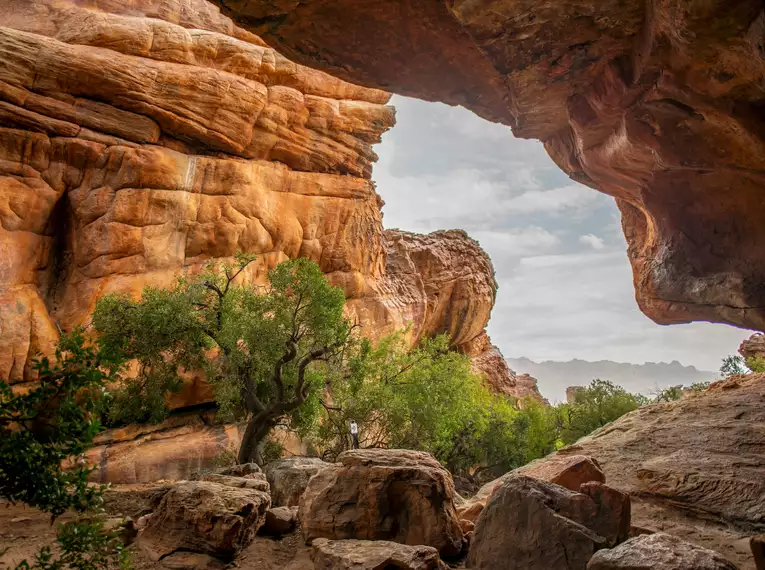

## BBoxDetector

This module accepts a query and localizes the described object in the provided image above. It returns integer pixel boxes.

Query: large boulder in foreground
[300,449,464,557]
[311,538,447,570]
[139,481,270,562]
[458,454,605,524]
[467,476,628,570]
[587,533,739,570]
[264,457,330,507]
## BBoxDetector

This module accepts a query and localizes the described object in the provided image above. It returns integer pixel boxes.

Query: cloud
[374,95,752,383]
[580,234,605,249]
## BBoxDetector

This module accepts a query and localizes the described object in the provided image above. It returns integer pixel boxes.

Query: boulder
[264,457,331,507]
[467,476,627,570]
[300,449,464,558]
[261,506,298,536]
[139,481,270,562]
[199,473,270,493]
[457,454,605,524]
[311,538,447,570]
[102,482,173,518]
[587,533,739,570]
[159,552,226,570]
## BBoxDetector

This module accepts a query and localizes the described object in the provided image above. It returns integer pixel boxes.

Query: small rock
[587,533,739,570]
[261,506,297,536]
[579,481,631,547]
[311,538,447,569]
[160,552,227,569]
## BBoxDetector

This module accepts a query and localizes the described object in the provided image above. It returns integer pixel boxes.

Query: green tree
[93,256,355,464]
[654,385,684,403]
[559,379,644,444]
[720,354,748,377]
[0,331,130,569]
[312,333,488,460]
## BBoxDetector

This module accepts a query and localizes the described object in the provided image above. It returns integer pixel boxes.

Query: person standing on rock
[350,421,359,449]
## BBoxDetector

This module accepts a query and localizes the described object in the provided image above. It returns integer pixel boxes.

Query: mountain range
[507,357,719,403]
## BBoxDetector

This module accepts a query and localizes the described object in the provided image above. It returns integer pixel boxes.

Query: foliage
[689,381,711,393]
[94,255,355,464]
[654,385,684,403]
[558,379,645,445]
[745,356,765,373]
[0,332,130,569]
[260,438,285,465]
[310,333,487,460]
[720,354,748,377]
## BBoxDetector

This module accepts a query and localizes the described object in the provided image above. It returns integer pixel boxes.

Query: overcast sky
[374,95,751,373]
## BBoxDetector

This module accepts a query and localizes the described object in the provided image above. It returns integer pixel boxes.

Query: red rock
[139,481,270,562]
[214,0,765,333]
[299,449,464,558]
[311,538,448,570]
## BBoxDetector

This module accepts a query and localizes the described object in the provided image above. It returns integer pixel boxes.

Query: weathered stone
[300,449,464,558]
[102,483,173,518]
[159,552,226,570]
[311,538,447,570]
[264,457,330,507]
[199,473,270,493]
[261,506,298,536]
[587,533,739,570]
[139,481,270,562]
[579,482,631,548]
[214,0,765,333]
[457,454,605,524]
[739,334,765,361]
[467,476,625,570]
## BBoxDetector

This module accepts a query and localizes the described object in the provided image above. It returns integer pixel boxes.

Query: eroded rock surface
[214,0,765,332]
[556,374,765,569]
[588,533,739,570]
[139,481,270,562]
[0,0,540,406]
[299,449,464,557]
[467,475,626,570]
[457,454,606,525]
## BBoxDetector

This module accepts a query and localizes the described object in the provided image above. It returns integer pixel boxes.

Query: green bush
[0,331,130,569]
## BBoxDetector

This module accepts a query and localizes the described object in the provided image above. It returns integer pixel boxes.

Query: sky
[373,95,751,373]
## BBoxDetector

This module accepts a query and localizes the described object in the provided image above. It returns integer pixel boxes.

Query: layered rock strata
[213,0,765,332]
[0,0,540,403]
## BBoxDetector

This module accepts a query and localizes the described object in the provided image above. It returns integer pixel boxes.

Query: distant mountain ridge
[507,357,718,403]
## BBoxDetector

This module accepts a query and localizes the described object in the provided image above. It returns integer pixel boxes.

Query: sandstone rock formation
[85,410,243,484]
[0,0,542,406]
[139,481,270,562]
[311,538,447,570]
[457,454,606,524]
[213,0,765,333]
[739,333,765,360]
[587,533,739,570]
[299,449,464,557]
[554,373,765,569]
[467,475,627,570]
[263,457,330,507]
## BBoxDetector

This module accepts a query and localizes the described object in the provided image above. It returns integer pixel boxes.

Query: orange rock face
[0,0,541,404]
[213,0,765,332]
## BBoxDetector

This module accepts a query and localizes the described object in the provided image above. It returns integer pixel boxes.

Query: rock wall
[0,0,541,401]
[212,0,765,333]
